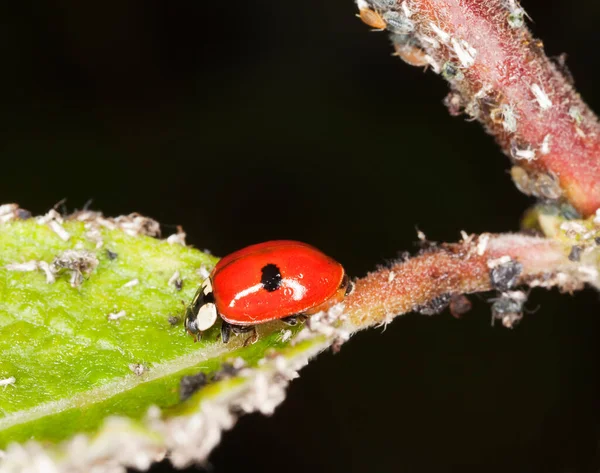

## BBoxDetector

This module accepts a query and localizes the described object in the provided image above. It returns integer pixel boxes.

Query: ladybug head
[185,278,218,339]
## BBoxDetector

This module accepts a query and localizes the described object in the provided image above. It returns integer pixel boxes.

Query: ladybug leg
[220,321,232,343]
[221,322,255,344]
[243,327,258,347]
[230,324,255,334]
[344,280,354,296]
[340,273,354,296]
[281,315,298,326]
[281,314,307,326]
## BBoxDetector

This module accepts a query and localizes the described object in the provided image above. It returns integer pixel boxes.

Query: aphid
[510,166,562,200]
[540,134,552,155]
[382,11,414,34]
[444,91,464,116]
[441,62,464,81]
[391,35,429,67]
[568,245,583,262]
[358,7,387,30]
[415,293,451,316]
[185,241,352,344]
[0,376,16,389]
[489,259,523,291]
[510,141,536,162]
[51,249,99,287]
[0,204,30,223]
[122,278,139,288]
[129,363,146,376]
[491,291,526,328]
[507,7,524,28]
[371,0,397,9]
[449,294,472,318]
[179,372,207,401]
[506,0,529,29]
[559,203,579,220]
[168,270,183,291]
[16,209,31,220]
[490,104,518,133]
[179,362,244,401]
[568,106,583,125]
[212,362,242,382]
[534,173,562,200]
[107,310,126,321]
[530,84,552,111]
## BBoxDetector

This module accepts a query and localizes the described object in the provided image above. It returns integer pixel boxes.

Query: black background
[4,1,600,472]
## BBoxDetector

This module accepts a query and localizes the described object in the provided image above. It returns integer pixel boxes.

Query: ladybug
[185,240,352,343]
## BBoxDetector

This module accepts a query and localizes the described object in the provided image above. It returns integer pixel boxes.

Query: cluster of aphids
[179,362,243,402]
[488,258,526,328]
[412,260,528,328]
[356,0,430,68]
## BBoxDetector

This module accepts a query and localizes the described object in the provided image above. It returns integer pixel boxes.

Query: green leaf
[0,211,339,470]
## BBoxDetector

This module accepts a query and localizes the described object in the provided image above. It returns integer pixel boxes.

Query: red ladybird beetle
[185,240,352,343]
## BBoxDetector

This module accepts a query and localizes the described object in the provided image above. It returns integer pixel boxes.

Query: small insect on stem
[358,7,387,30]
[491,291,527,328]
[392,35,429,67]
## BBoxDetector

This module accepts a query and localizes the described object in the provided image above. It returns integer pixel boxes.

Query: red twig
[357,0,600,216]
[345,233,587,328]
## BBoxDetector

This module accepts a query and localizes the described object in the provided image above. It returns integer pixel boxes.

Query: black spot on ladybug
[261,264,282,292]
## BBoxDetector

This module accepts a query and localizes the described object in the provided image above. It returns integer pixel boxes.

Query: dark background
[4,1,600,472]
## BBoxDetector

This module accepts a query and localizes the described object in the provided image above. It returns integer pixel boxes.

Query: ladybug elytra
[185,240,352,343]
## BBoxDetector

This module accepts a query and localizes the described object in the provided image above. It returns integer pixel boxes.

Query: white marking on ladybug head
[201,277,213,295]
[281,278,306,301]
[195,303,218,331]
[229,283,263,308]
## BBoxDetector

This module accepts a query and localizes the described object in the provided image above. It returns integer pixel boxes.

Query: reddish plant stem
[358,0,600,216]
[345,233,586,328]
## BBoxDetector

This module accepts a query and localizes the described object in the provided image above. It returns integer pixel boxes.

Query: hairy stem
[345,233,593,328]
[357,0,600,216]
